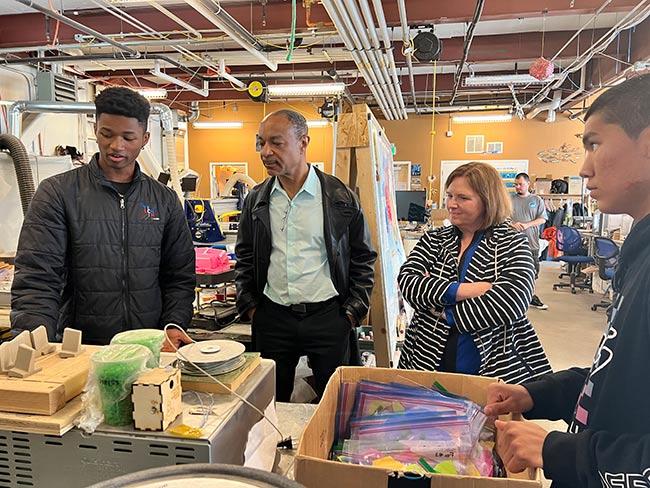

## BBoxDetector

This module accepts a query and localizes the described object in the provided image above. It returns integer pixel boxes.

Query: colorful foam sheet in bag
[332,380,496,477]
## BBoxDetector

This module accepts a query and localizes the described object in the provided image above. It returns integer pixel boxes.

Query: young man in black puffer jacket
[11,87,195,350]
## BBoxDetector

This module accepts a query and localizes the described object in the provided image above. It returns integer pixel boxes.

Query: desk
[0,360,275,488]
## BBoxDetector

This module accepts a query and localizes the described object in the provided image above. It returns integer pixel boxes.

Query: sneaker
[530,295,549,310]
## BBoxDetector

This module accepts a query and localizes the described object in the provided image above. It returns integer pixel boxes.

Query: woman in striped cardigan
[398,162,552,384]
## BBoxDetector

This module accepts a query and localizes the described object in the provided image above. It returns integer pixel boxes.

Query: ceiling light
[463,74,557,87]
[452,113,513,124]
[137,88,168,100]
[267,83,346,97]
[306,120,331,128]
[192,121,243,129]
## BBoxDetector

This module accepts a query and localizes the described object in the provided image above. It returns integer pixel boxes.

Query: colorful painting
[368,120,407,361]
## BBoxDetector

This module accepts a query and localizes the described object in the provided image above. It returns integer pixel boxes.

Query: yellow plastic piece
[403,463,428,475]
[194,204,204,213]
[371,456,404,470]
[167,424,203,438]
[434,460,457,475]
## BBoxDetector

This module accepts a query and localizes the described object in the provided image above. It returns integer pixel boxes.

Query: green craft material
[110,329,166,368]
[91,344,152,426]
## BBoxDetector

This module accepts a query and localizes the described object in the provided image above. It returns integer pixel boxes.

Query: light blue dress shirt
[263,165,339,305]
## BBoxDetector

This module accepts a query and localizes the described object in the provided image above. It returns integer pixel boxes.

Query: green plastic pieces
[110,329,166,368]
[91,344,152,426]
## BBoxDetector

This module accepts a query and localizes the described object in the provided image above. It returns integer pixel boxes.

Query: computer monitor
[395,190,427,223]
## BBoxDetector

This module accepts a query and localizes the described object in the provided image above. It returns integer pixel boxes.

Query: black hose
[0,134,34,215]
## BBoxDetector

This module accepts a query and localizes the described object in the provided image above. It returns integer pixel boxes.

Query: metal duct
[0,134,35,216]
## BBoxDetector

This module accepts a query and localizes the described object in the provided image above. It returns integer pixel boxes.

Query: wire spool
[176,340,246,376]
[85,463,306,487]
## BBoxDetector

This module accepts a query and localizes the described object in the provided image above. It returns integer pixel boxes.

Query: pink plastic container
[195,248,231,274]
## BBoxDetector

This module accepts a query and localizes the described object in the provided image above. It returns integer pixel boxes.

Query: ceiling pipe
[526,1,650,109]
[9,99,175,138]
[321,0,393,120]
[396,0,419,115]
[145,0,202,38]
[184,0,278,71]
[449,0,485,105]
[370,0,407,119]
[1,53,207,80]
[357,0,403,119]
[328,0,396,119]
[526,90,562,122]
[11,0,140,58]
[560,66,586,109]
[217,59,246,89]
[151,60,210,97]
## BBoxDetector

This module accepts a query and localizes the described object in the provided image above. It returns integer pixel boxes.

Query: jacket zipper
[119,195,130,328]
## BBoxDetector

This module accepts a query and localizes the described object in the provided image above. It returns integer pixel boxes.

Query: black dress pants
[253,296,355,402]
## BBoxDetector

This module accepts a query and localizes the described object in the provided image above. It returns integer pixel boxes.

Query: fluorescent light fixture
[463,74,557,87]
[306,120,331,128]
[137,88,168,99]
[452,113,513,124]
[267,83,346,97]
[192,121,243,129]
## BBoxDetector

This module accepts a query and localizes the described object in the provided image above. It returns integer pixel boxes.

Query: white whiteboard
[440,160,528,199]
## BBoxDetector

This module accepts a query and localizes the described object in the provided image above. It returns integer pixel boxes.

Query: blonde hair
[445,162,512,229]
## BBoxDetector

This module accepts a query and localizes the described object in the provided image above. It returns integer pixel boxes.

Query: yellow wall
[187,104,585,203]
[188,101,334,197]
[382,112,585,204]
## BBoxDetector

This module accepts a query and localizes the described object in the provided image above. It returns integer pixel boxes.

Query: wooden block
[7,330,32,368]
[0,342,10,373]
[9,344,42,378]
[132,367,182,431]
[181,353,261,394]
[0,345,99,415]
[0,378,65,414]
[0,395,82,435]
[59,328,85,358]
[31,325,56,356]
[335,148,352,184]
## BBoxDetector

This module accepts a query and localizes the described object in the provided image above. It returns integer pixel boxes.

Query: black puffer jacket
[11,154,195,344]
[235,166,377,323]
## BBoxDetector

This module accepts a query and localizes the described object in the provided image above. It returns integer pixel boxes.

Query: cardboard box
[295,367,541,488]
[132,367,182,431]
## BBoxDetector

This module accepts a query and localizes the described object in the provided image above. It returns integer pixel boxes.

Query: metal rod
[11,0,140,57]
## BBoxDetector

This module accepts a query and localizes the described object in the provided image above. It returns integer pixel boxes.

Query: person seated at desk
[397,162,552,384]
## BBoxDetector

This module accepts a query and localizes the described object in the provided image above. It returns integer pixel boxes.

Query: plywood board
[0,395,82,435]
[181,353,261,394]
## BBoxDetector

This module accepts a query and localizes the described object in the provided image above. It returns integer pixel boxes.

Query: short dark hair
[585,73,650,139]
[95,86,151,130]
[515,172,530,182]
[266,109,308,139]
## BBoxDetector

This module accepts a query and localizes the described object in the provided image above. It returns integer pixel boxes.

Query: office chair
[591,237,619,311]
[553,226,594,294]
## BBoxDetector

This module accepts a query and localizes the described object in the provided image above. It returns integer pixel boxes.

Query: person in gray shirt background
[511,172,548,309]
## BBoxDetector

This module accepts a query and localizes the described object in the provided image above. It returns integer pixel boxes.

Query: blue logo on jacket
[141,203,160,221]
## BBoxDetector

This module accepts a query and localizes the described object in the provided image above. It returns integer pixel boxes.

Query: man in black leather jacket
[11,87,195,350]
[235,109,376,401]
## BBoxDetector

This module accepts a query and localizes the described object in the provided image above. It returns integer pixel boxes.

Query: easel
[335,104,406,367]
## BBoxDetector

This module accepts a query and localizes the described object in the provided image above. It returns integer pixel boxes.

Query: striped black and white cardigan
[397,222,552,384]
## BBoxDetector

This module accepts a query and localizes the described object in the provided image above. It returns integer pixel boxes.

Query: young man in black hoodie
[484,73,650,487]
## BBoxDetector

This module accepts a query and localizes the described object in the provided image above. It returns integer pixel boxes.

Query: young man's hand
[485,383,534,416]
[162,328,192,352]
[494,419,547,472]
